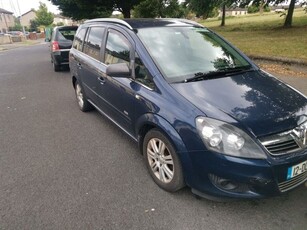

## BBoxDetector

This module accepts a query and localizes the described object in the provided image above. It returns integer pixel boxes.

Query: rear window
[57,28,77,41]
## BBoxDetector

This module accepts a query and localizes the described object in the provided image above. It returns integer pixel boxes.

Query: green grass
[200,9,307,62]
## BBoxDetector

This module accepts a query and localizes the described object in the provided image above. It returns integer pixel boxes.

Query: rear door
[57,27,77,49]
[57,27,78,62]
[78,26,106,106]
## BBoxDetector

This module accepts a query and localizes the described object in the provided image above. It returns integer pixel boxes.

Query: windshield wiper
[183,66,254,83]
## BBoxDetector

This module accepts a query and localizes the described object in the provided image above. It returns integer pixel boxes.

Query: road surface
[0,44,306,230]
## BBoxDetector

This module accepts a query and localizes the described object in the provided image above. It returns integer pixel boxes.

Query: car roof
[84,18,203,30]
[123,18,202,29]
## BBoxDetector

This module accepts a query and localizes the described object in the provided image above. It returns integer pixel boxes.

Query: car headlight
[196,117,266,159]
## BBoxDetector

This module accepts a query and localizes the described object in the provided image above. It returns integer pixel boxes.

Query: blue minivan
[69,18,307,199]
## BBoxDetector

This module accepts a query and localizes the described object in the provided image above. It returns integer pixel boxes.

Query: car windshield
[137,26,251,83]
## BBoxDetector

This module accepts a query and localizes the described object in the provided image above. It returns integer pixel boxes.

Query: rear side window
[72,27,87,51]
[83,27,105,61]
[105,30,130,65]
[57,28,77,41]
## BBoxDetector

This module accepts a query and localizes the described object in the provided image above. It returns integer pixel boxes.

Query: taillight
[52,41,60,51]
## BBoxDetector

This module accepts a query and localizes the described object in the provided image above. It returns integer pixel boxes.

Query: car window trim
[104,27,135,67]
[73,26,88,52]
[83,26,106,62]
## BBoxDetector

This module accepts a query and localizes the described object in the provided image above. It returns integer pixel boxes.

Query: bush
[248,5,259,13]
[264,6,270,12]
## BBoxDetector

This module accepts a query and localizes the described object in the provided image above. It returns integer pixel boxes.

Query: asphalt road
[0,44,306,230]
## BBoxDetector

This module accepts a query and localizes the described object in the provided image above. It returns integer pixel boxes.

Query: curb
[249,55,307,67]
[0,39,45,52]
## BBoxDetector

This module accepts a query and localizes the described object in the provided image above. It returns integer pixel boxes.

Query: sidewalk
[0,38,46,51]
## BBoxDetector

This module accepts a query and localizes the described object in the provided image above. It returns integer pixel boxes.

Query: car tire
[74,80,93,112]
[143,129,185,192]
[53,62,61,72]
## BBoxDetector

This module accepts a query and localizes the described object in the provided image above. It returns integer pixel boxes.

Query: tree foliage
[49,0,304,27]
[30,19,40,32]
[50,0,112,19]
[186,0,237,25]
[186,0,218,18]
[50,0,141,19]
[114,0,142,18]
[133,0,185,18]
[9,18,23,31]
[36,2,54,26]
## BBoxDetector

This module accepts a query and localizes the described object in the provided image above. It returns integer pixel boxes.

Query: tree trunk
[284,0,296,27]
[221,4,226,27]
[121,7,131,18]
[259,0,264,15]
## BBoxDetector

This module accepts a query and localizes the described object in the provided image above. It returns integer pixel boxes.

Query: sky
[0,0,59,16]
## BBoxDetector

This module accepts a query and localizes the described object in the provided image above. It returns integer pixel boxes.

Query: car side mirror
[106,63,131,78]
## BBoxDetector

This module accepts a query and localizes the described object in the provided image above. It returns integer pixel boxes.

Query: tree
[114,0,142,18]
[187,0,236,26]
[284,0,295,27]
[50,0,112,19]
[258,0,269,15]
[30,19,40,32]
[220,0,237,26]
[50,0,141,19]
[241,0,299,27]
[9,18,23,31]
[163,0,185,18]
[186,0,217,18]
[36,2,54,26]
[133,0,160,18]
[133,0,184,18]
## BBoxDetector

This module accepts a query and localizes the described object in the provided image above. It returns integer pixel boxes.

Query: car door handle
[98,77,105,85]
[77,62,82,69]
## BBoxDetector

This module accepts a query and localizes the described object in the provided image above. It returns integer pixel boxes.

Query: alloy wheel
[76,84,84,109]
[147,138,174,183]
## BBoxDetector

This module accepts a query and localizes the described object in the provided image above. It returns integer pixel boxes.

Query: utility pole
[15,0,25,35]
[2,13,9,33]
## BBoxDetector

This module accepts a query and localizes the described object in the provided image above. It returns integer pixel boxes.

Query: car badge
[292,127,307,147]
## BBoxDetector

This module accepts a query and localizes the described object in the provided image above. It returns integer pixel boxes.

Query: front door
[96,29,136,136]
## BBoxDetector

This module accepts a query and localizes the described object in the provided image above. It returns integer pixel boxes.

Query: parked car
[69,18,307,200]
[7,31,23,36]
[50,26,78,71]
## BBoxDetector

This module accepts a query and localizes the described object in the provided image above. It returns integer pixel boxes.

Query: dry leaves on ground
[257,62,307,78]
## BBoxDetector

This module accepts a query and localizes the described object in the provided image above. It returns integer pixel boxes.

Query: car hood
[172,70,307,137]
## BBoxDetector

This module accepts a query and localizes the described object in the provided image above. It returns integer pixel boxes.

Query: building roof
[54,14,71,19]
[21,9,36,16]
[54,14,65,19]
[225,7,247,12]
[0,8,13,14]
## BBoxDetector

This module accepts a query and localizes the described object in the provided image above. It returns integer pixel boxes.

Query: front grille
[260,133,301,156]
[265,139,300,155]
[278,171,307,192]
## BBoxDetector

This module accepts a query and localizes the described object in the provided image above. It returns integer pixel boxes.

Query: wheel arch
[136,113,188,157]
[72,75,77,89]
[136,113,195,186]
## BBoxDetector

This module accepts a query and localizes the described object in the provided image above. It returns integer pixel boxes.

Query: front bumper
[186,149,307,199]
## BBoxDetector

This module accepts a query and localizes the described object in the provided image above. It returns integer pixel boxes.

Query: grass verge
[201,9,307,62]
